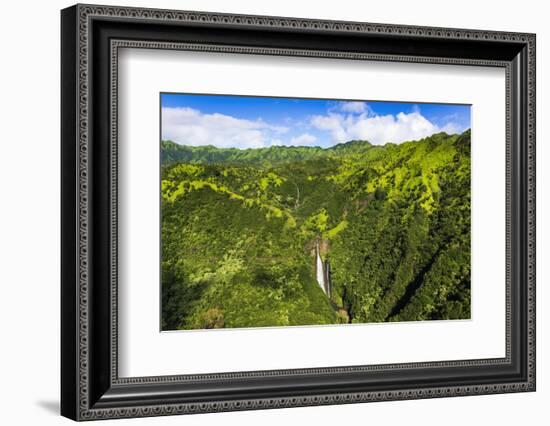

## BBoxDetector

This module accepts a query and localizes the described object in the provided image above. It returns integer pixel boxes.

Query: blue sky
[161,93,471,149]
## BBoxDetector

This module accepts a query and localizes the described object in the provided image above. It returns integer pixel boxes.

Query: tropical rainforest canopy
[161,130,471,330]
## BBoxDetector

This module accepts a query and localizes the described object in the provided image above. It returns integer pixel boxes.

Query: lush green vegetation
[161,130,471,330]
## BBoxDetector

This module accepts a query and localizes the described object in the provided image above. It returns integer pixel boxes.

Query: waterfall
[316,240,327,295]
[325,261,331,298]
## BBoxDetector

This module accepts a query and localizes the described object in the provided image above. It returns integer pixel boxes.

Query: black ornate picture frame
[61,4,536,421]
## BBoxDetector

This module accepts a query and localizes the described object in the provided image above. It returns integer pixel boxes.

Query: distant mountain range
[161,138,377,165]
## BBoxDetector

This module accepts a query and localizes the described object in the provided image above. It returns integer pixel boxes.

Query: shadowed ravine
[386,244,447,320]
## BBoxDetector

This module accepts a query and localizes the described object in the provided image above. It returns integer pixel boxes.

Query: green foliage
[161,131,471,330]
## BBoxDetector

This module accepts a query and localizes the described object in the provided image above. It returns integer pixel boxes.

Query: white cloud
[288,133,317,146]
[162,105,464,150]
[439,122,463,135]
[337,101,368,114]
[311,111,463,145]
[162,107,288,149]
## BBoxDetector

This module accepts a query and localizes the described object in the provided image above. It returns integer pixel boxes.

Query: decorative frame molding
[61,4,536,421]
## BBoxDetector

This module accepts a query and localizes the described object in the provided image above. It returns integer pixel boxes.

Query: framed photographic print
[61,4,536,421]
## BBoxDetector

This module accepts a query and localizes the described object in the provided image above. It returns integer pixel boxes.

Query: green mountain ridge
[161,130,471,330]
[161,137,376,165]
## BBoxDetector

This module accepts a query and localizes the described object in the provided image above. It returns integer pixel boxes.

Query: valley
[160,130,471,330]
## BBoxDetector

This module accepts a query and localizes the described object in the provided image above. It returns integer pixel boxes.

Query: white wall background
[0,0,547,424]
